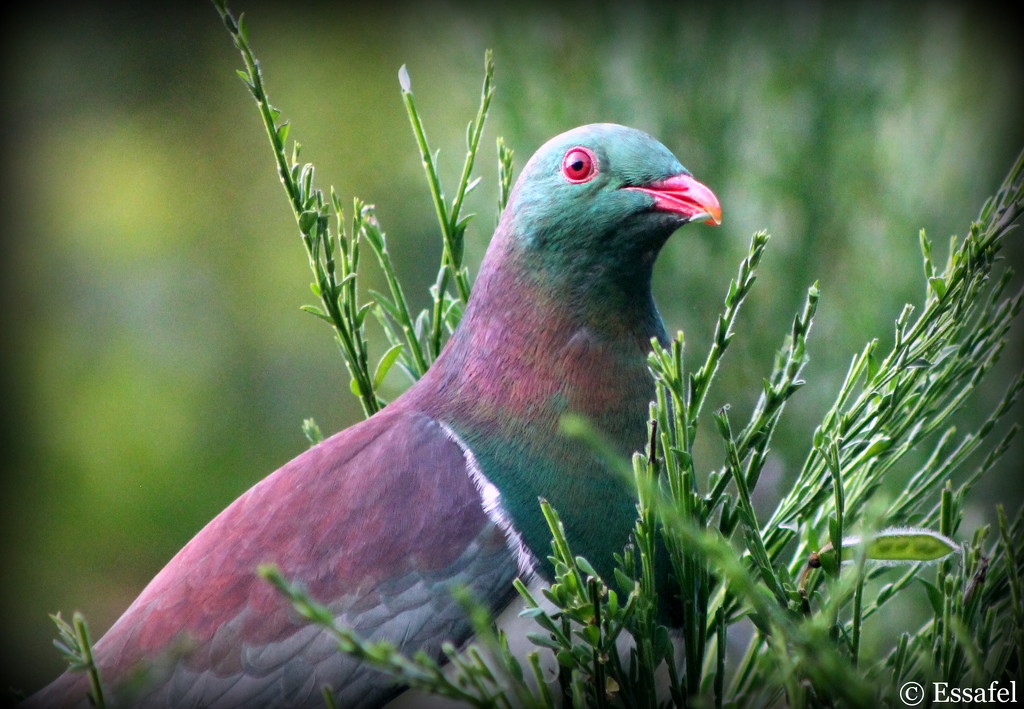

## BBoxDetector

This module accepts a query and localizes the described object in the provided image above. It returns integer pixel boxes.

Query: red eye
[561,147,597,183]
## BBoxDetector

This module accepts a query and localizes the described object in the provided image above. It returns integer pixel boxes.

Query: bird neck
[426,234,664,426]
[407,233,665,582]
[479,230,664,338]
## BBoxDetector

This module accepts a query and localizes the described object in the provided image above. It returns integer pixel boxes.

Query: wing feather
[28,408,520,708]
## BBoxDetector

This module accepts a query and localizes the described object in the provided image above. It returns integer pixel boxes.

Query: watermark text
[900,680,1017,705]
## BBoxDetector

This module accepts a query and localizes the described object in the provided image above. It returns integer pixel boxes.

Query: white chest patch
[438,421,539,579]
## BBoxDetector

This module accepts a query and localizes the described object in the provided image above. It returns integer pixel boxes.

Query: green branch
[399,53,495,358]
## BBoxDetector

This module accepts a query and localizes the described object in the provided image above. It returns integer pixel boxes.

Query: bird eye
[561,147,597,183]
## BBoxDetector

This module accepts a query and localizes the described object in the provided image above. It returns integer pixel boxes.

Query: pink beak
[628,173,722,226]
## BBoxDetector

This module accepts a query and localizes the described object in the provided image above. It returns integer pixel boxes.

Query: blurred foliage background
[2,0,1022,698]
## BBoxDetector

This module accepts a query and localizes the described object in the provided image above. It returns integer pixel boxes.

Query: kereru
[27,123,721,708]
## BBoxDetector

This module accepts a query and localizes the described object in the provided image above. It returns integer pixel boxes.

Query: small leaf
[302,418,323,445]
[413,309,430,340]
[669,447,692,468]
[337,272,357,288]
[605,589,618,616]
[863,436,892,457]
[277,121,291,145]
[525,632,561,651]
[370,293,402,325]
[813,426,826,450]
[398,65,411,92]
[452,213,474,237]
[355,302,372,328]
[866,350,881,383]
[919,228,934,276]
[920,578,944,615]
[828,517,842,555]
[237,12,249,42]
[298,210,319,234]
[823,527,960,567]
[299,304,332,324]
[575,556,599,579]
[929,276,948,299]
[807,525,821,552]
[865,527,959,562]
[373,344,405,389]
[613,568,633,592]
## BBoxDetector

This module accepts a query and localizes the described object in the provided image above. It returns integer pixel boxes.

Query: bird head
[498,123,720,293]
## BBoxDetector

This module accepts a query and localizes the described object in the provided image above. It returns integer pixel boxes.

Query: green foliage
[39,4,1023,707]
[220,0,379,416]
[214,3,1021,707]
[49,612,106,709]
[215,1,497,414]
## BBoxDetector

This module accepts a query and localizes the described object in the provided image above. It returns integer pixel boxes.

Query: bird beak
[628,173,722,226]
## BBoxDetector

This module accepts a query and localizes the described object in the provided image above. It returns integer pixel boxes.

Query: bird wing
[33,408,521,709]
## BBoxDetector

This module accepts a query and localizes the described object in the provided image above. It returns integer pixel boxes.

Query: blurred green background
[2,0,1022,698]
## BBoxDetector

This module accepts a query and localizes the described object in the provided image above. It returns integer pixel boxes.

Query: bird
[26,122,721,708]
